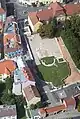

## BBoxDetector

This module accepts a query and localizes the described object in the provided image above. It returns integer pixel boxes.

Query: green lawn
[21,117,27,119]
[42,56,54,64]
[37,60,70,86]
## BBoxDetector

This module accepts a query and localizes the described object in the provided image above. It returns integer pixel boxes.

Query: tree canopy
[37,18,57,38]
[61,15,80,69]
[1,77,15,105]
[38,15,80,68]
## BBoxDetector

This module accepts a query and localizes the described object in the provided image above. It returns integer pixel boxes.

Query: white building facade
[18,0,63,5]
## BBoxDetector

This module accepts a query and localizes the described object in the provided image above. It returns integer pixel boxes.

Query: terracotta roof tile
[64,97,76,108]
[46,104,65,113]
[0,8,5,14]
[64,3,80,15]
[22,67,34,81]
[49,2,63,10]
[0,21,3,29]
[37,9,53,21]
[28,12,38,25]
[0,60,16,75]
[49,2,65,16]
[39,104,66,115]
[23,85,40,101]
[4,33,21,54]
[28,2,80,25]
[4,33,20,45]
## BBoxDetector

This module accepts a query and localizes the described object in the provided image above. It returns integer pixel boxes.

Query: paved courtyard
[28,34,63,65]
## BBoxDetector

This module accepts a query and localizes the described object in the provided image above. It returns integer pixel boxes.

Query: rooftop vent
[48,7,51,9]
[39,9,42,11]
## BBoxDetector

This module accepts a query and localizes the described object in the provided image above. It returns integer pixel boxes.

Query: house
[38,82,80,118]
[0,59,16,81]
[3,16,23,60]
[64,3,80,18]
[12,82,22,95]
[0,21,3,33]
[39,97,76,117]
[19,0,63,6]
[0,7,6,22]
[0,7,6,33]
[0,105,17,119]
[23,85,40,106]
[24,26,31,36]
[12,66,35,96]
[28,2,80,32]
[4,33,23,59]
[28,2,65,32]
[28,12,43,32]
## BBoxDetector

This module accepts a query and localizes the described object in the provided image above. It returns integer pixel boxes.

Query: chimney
[39,9,43,11]
[48,7,51,9]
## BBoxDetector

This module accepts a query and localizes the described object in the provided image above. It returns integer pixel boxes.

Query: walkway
[41,58,58,67]
[58,37,80,84]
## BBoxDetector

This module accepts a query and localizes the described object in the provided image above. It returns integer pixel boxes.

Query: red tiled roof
[0,8,5,14]
[64,97,76,108]
[4,33,21,45]
[46,104,65,113]
[28,2,65,24]
[49,2,63,11]
[37,9,53,21]
[64,3,80,15]
[4,33,16,45]
[22,67,34,81]
[39,104,66,115]
[23,85,40,101]
[28,2,80,26]
[0,60,16,75]
[0,21,3,29]
[28,12,38,25]
[49,2,65,16]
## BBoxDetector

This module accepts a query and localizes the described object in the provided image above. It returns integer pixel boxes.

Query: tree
[77,104,80,112]
[1,77,15,105]
[1,91,15,105]
[5,77,13,93]
[37,24,46,37]
[15,95,27,106]
[61,15,80,69]
[45,23,54,38]
[36,101,43,108]
[38,18,58,38]
[30,104,37,110]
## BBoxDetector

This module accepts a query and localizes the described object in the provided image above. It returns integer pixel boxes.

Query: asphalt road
[8,0,47,20]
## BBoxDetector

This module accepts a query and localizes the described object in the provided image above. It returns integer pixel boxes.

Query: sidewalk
[57,37,80,84]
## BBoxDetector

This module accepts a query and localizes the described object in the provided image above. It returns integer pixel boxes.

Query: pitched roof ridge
[49,2,63,10]
[0,7,5,14]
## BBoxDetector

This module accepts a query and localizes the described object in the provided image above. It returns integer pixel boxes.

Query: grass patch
[21,117,27,119]
[37,60,70,86]
[42,56,54,64]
